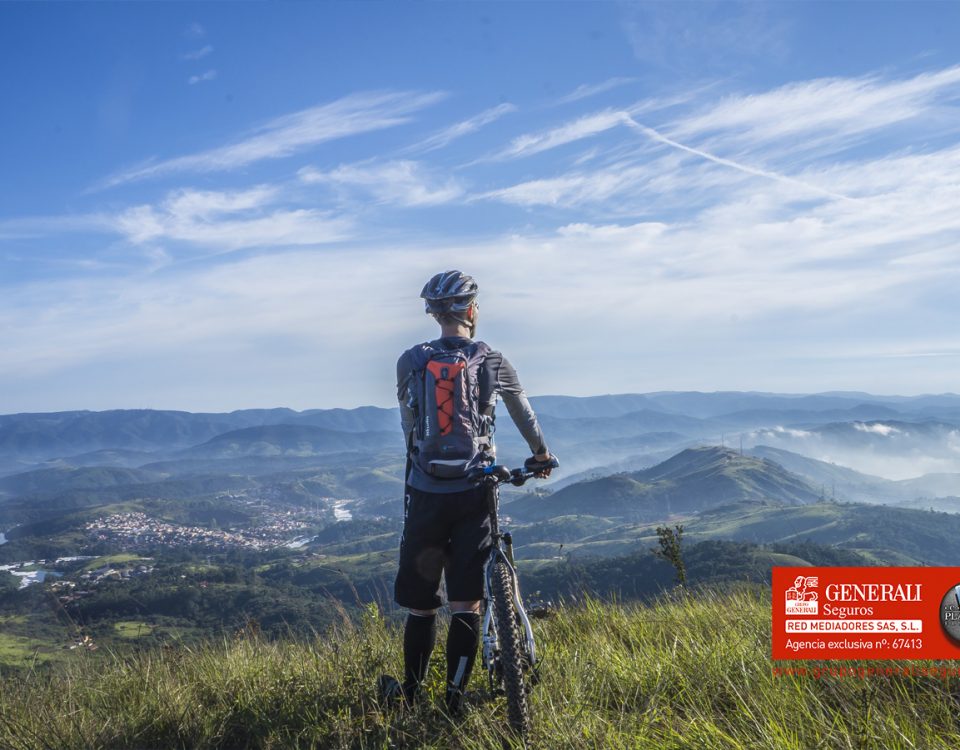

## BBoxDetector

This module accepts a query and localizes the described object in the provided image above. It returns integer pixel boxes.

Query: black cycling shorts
[394,484,492,610]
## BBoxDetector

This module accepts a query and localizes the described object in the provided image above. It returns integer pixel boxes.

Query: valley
[3,390,960,668]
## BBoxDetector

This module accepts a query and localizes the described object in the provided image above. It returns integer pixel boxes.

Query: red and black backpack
[406,340,493,478]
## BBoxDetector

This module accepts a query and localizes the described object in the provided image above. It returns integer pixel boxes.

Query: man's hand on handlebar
[526,452,557,478]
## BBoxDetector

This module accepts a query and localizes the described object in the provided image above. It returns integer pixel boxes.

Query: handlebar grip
[524,455,559,472]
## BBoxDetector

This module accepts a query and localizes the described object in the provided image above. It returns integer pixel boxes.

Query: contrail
[620,114,857,203]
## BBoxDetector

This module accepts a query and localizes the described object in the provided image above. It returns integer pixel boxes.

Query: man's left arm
[490,353,551,462]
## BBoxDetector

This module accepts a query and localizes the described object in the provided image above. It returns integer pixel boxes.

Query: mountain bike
[467,455,559,741]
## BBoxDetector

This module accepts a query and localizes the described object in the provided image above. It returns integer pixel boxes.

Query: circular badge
[938,584,960,643]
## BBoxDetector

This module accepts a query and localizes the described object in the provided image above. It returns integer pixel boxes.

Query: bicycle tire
[491,557,531,739]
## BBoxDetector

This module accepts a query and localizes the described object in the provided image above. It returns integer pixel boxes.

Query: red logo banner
[772,567,960,660]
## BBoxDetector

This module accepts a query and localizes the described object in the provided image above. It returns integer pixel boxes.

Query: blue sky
[2,1,960,412]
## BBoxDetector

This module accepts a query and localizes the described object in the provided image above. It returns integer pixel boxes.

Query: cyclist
[380,270,553,715]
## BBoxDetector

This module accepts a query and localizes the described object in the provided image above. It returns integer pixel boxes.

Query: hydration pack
[406,340,493,479]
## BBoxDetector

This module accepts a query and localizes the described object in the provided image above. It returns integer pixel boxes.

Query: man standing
[380,270,553,714]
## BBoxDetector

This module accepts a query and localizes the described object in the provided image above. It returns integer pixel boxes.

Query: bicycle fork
[480,541,539,690]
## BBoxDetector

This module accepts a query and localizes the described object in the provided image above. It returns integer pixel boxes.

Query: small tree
[652,524,686,587]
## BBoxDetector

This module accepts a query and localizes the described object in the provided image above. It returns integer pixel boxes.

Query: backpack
[405,340,493,479]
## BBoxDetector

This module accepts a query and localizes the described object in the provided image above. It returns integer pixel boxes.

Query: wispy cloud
[482,66,960,210]
[490,110,626,160]
[621,116,854,202]
[553,77,635,106]
[188,69,218,85]
[182,45,213,61]
[99,90,446,188]
[112,186,352,250]
[406,103,516,154]
[478,165,651,208]
[672,65,960,149]
[299,160,463,207]
[184,22,205,38]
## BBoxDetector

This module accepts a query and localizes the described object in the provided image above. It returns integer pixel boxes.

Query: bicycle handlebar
[468,456,560,487]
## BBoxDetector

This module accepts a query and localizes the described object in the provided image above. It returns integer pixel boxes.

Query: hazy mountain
[179,425,398,459]
[0,407,401,465]
[529,394,665,418]
[747,445,903,503]
[509,446,820,521]
[896,473,960,498]
[537,410,710,439]
[713,404,904,429]
[0,409,280,458]
[641,392,906,419]
[747,419,960,479]
[291,406,399,433]
[749,445,960,505]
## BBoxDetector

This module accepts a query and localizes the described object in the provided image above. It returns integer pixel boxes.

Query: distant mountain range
[3,390,960,497]
[0,407,398,462]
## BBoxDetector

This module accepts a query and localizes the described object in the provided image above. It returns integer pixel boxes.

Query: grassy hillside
[2,586,959,749]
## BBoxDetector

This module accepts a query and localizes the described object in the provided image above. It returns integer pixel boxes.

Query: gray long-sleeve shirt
[397,335,549,493]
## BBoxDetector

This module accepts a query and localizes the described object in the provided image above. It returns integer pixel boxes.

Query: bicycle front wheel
[491,558,531,740]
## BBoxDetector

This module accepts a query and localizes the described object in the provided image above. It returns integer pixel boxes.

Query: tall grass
[2,584,960,749]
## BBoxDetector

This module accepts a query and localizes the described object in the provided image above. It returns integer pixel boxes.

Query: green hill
[0,465,165,498]
[3,586,960,749]
[511,446,820,521]
[529,499,960,566]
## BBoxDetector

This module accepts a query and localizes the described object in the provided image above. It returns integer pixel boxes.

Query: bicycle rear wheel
[491,558,531,740]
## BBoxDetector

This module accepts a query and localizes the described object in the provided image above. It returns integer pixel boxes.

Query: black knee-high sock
[402,612,437,699]
[446,611,481,698]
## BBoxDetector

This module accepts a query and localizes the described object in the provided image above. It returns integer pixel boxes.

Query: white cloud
[407,103,516,153]
[479,165,651,207]
[4,198,960,410]
[184,22,205,38]
[112,186,351,250]
[554,77,636,106]
[490,110,626,160]
[182,45,213,61]
[764,427,814,439]
[853,422,901,436]
[188,69,218,85]
[299,160,463,207]
[99,90,446,188]
[672,66,960,149]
